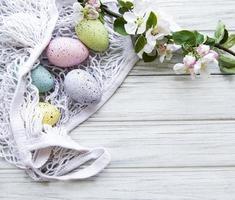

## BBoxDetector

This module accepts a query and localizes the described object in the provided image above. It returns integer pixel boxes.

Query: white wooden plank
[88,76,235,121]
[73,120,235,168]
[154,0,235,30]
[1,167,235,200]
[1,121,235,169]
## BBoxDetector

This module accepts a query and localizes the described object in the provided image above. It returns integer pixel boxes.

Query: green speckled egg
[75,19,109,52]
[31,65,54,93]
[38,102,61,126]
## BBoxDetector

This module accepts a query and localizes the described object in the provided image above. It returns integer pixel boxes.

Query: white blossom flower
[157,18,171,36]
[73,2,99,24]
[137,19,174,59]
[143,28,164,53]
[183,55,196,67]
[173,63,188,74]
[86,5,100,20]
[123,11,149,35]
[123,0,151,35]
[158,44,180,63]
[173,55,196,76]
[194,50,219,75]
[173,49,219,78]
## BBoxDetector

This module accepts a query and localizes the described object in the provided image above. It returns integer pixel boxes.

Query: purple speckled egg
[46,37,89,68]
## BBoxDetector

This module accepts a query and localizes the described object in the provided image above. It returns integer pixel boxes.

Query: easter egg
[64,69,102,104]
[46,37,89,68]
[75,19,109,52]
[38,102,61,126]
[31,65,54,93]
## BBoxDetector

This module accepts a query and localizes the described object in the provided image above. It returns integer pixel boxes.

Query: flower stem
[101,5,122,18]
[215,44,235,57]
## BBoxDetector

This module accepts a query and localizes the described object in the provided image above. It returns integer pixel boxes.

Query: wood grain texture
[90,76,235,121]
[1,121,235,169]
[1,0,235,199]
[153,0,235,30]
[1,168,235,200]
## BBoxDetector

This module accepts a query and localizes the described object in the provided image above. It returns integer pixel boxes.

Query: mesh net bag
[0,0,180,181]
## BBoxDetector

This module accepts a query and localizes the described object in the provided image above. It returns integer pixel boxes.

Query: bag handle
[33,148,110,180]
[26,127,111,181]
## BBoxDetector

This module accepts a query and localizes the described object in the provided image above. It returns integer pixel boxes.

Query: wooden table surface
[1,0,235,199]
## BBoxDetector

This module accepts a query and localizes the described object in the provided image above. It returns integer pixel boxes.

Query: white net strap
[26,127,111,180]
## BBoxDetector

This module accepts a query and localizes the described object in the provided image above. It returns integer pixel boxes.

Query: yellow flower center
[151,27,158,35]
[136,17,144,26]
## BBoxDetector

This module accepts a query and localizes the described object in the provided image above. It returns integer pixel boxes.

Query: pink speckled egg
[46,37,89,68]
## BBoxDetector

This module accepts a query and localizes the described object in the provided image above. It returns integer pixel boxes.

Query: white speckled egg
[64,69,102,104]
[38,102,61,126]
[46,37,89,68]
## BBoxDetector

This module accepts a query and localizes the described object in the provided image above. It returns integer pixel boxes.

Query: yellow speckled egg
[38,102,61,126]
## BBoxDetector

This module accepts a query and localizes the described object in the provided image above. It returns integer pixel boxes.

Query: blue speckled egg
[64,69,102,105]
[31,65,54,93]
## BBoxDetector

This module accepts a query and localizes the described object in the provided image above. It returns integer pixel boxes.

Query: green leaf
[77,0,85,6]
[135,35,147,53]
[142,52,158,62]
[219,54,235,68]
[220,29,229,44]
[223,34,235,48]
[172,30,197,46]
[99,10,105,24]
[114,17,128,36]
[146,11,157,30]
[219,54,235,73]
[118,0,133,10]
[193,31,205,45]
[214,21,226,44]
[119,7,129,14]
[204,36,216,46]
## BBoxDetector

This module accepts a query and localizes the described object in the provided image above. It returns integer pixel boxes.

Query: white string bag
[0,0,139,181]
[0,0,180,181]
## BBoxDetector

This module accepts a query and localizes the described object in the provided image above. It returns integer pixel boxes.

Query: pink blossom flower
[87,0,101,9]
[196,45,210,57]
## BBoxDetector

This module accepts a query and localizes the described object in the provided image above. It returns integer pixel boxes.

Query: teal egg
[31,65,54,93]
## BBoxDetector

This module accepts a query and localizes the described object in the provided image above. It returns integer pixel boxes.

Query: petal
[197,45,210,56]
[124,23,138,35]
[123,12,136,22]
[144,44,154,54]
[167,44,181,52]
[73,2,83,11]
[183,55,196,67]
[193,61,202,74]
[145,28,152,38]
[159,55,165,63]
[73,13,84,24]
[137,22,147,34]
[155,33,165,41]
[147,36,157,46]
[137,49,144,59]
[173,63,187,74]
[157,19,171,35]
